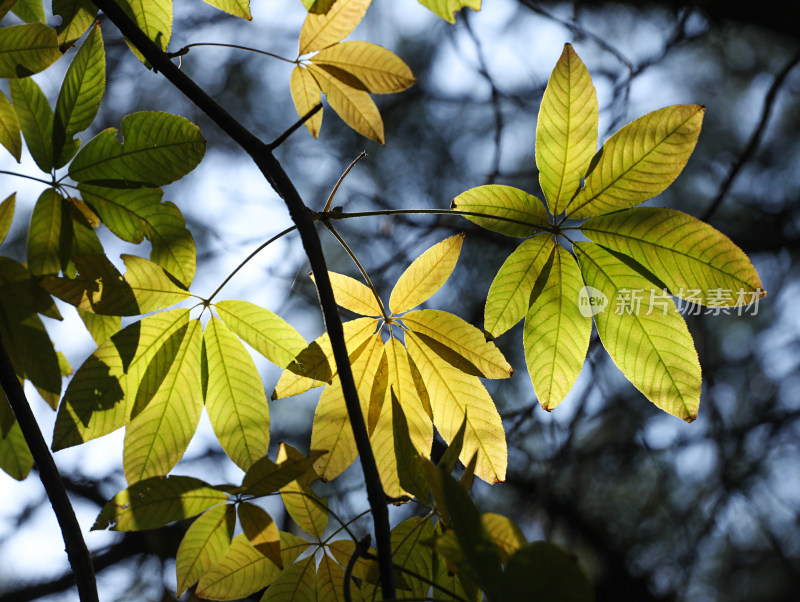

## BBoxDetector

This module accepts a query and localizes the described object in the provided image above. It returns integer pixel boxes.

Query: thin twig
[268,103,323,150]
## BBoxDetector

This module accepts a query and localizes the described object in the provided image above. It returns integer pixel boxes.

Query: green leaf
[390,233,464,314]
[279,442,328,538]
[389,518,435,599]
[302,0,336,14]
[119,254,190,312]
[238,502,282,567]
[0,0,17,20]
[196,532,309,600]
[77,307,120,346]
[312,41,416,93]
[451,185,547,238]
[26,189,64,276]
[299,0,371,54]
[204,317,269,471]
[11,0,45,23]
[574,242,701,421]
[142,200,196,286]
[52,308,189,450]
[176,504,235,596]
[69,111,205,187]
[0,92,22,161]
[0,23,61,78]
[581,207,764,306]
[9,75,53,172]
[216,300,308,368]
[524,245,591,410]
[566,104,705,218]
[438,410,466,474]
[316,552,357,602]
[537,43,598,215]
[117,0,172,62]
[261,554,316,601]
[92,475,227,531]
[484,235,554,338]
[54,23,105,168]
[200,0,251,19]
[418,0,480,23]
[502,542,593,601]
[242,449,326,497]
[79,184,162,242]
[53,0,97,50]
[123,319,202,481]
[1,390,16,437]
[0,194,15,245]
[0,417,34,480]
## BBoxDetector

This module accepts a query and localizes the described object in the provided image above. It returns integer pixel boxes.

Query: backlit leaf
[481,513,525,562]
[299,0,371,54]
[120,254,190,312]
[0,417,33,480]
[537,43,598,215]
[502,542,593,601]
[92,475,227,531]
[261,554,316,601]
[53,0,97,49]
[117,0,172,62]
[69,111,205,188]
[239,502,282,568]
[566,105,705,218]
[290,65,323,138]
[316,552,356,602]
[77,308,120,346]
[370,384,404,498]
[451,184,548,238]
[9,75,53,172]
[0,23,61,78]
[201,0,251,19]
[143,200,196,286]
[389,233,463,314]
[0,92,22,161]
[388,517,435,599]
[0,194,14,244]
[391,397,430,500]
[278,443,328,537]
[418,0,480,23]
[176,504,235,596]
[385,337,432,455]
[314,270,383,316]
[484,235,554,338]
[313,41,416,93]
[204,317,270,471]
[575,241,701,421]
[26,189,63,276]
[524,245,591,410]
[11,0,44,23]
[581,207,764,305]
[243,449,326,497]
[302,0,336,14]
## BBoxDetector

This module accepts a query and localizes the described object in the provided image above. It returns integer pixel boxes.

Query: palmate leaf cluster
[0,1,763,601]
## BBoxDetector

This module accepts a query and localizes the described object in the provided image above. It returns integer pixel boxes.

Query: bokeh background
[1,1,799,600]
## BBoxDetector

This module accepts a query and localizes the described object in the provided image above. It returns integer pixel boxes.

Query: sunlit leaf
[581,207,764,306]
[290,65,323,138]
[53,0,97,49]
[120,254,190,312]
[316,552,357,602]
[8,75,53,172]
[52,308,189,450]
[0,414,33,480]
[117,0,172,62]
[0,23,61,78]
[370,384,405,498]
[69,111,205,187]
[201,0,251,19]
[418,0,480,23]
[0,92,22,161]
[566,105,705,218]
[574,241,701,421]
[176,503,235,596]
[313,41,416,93]
[451,185,547,238]
[77,308,120,346]
[204,316,270,471]
[481,513,525,562]
[54,23,105,168]
[123,319,202,481]
[92,475,227,531]
[11,0,44,22]
[389,233,464,314]
[403,309,512,379]
[79,185,162,242]
[537,43,598,215]
[239,502,282,568]
[0,194,14,245]
[143,200,196,286]
[484,235,554,338]
[279,442,328,538]
[524,245,591,410]
[299,0,371,54]
[243,449,326,497]
[406,331,506,483]
[26,189,63,276]
[308,63,384,143]
[502,541,593,600]
[391,397,429,500]
[313,270,383,316]
[261,554,316,601]
[385,337,432,454]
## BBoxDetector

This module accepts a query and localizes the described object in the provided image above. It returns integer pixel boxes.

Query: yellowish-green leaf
[574,241,701,421]
[121,254,190,311]
[481,513,525,562]
[405,331,506,483]
[0,92,22,162]
[9,75,53,172]
[308,63,384,143]
[196,532,309,601]
[581,207,764,306]
[53,0,97,49]
[290,65,323,138]
[302,0,336,14]
[239,502,282,568]
[567,104,705,218]
[484,235,554,338]
[385,338,432,455]
[176,504,235,596]
[313,41,416,93]
[418,0,480,23]
[451,185,548,238]
[261,554,316,601]
[52,308,189,450]
[279,442,328,537]
[524,245,591,410]
[243,449,326,497]
[77,308,120,346]
[27,189,63,276]
[11,0,44,23]
[0,23,61,78]
[201,0,251,19]
[117,0,172,62]
[316,552,358,602]
[216,299,307,368]
[273,317,376,399]
[391,396,430,500]
[537,43,598,215]
[142,200,196,286]
[389,233,463,314]
[204,317,269,471]
[0,194,14,245]
[123,319,203,481]
[299,0,371,54]
[313,270,383,316]
[328,540,378,585]
[0,416,33,480]
[370,385,405,498]
[92,475,227,531]
[403,309,512,379]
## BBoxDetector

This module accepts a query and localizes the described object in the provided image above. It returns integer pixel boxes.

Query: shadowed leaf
[176,504,235,596]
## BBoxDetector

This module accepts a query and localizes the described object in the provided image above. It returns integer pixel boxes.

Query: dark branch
[268,103,323,150]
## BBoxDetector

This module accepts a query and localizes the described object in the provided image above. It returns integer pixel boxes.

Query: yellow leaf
[308,63,384,143]
[299,0,372,54]
[312,270,383,316]
[451,184,548,238]
[290,65,323,138]
[261,554,316,601]
[313,41,416,93]
[481,512,526,562]
[176,504,235,596]
[278,443,329,537]
[389,233,464,314]
[200,0,251,19]
[385,338,432,456]
[418,0,480,24]
[238,502,282,568]
[370,385,405,498]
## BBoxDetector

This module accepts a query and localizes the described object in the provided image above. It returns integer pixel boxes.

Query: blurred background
[1,1,799,600]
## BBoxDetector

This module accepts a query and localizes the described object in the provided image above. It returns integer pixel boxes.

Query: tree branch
[88,2,396,597]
